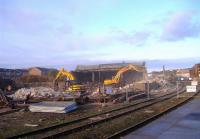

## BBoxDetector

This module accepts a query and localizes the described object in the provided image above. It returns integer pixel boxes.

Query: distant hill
[0,57,199,72]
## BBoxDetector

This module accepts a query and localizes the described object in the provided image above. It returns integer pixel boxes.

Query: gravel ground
[0,103,102,138]
[0,98,146,138]
[62,92,198,139]
[0,86,177,138]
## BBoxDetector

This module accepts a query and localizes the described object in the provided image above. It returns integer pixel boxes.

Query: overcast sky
[1,0,200,70]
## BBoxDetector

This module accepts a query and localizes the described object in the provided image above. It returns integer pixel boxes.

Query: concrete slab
[29,101,77,113]
[123,98,200,139]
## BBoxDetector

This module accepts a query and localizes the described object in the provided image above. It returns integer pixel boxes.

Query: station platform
[124,97,200,139]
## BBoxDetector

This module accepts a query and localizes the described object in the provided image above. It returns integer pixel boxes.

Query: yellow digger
[54,68,86,93]
[103,64,147,94]
[104,64,143,85]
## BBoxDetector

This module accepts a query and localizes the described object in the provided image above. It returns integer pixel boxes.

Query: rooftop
[75,62,146,72]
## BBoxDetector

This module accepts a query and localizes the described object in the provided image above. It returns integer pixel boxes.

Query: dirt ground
[0,103,104,138]
[0,85,176,138]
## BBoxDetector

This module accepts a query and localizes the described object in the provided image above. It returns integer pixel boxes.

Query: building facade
[176,68,191,78]
[72,62,147,85]
[190,64,200,79]
[28,67,55,76]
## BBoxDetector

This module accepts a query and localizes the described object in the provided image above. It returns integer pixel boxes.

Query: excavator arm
[54,68,85,93]
[104,65,142,85]
[55,68,75,81]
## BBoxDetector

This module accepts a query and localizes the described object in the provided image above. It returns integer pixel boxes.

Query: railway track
[0,108,21,116]
[7,89,185,139]
[107,91,199,139]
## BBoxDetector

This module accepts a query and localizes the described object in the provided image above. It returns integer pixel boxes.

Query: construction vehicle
[103,64,146,94]
[54,68,86,93]
[104,64,143,85]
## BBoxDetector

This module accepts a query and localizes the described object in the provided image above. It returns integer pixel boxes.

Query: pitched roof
[75,62,146,72]
[28,67,57,73]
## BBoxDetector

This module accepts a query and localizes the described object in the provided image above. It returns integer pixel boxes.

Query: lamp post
[177,77,184,98]
[176,80,179,98]
[146,73,150,99]
[147,81,150,99]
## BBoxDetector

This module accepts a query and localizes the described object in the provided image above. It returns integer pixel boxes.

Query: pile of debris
[150,80,177,94]
[12,87,63,100]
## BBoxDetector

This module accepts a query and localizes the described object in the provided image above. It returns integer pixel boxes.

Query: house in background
[190,64,200,79]
[176,68,191,78]
[28,67,57,76]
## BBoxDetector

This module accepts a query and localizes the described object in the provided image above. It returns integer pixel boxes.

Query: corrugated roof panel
[75,62,145,71]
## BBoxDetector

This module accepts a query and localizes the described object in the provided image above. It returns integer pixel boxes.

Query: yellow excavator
[104,64,143,86]
[54,68,85,93]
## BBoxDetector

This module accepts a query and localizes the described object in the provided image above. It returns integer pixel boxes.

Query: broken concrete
[12,87,63,100]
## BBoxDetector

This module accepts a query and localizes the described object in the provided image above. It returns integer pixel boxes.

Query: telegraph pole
[176,81,179,98]
[163,65,165,81]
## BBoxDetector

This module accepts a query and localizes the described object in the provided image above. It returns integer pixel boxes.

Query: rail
[7,89,185,139]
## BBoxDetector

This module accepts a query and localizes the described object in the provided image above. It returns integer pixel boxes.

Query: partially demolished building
[72,62,147,85]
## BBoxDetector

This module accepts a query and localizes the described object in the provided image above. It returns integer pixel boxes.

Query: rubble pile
[150,80,177,94]
[12,87,63,100]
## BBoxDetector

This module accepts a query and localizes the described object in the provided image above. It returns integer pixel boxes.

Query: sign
[191,81,198,86]
[186,85,197,93]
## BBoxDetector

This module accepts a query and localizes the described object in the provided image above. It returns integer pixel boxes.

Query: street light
[147,81,150,99]
[145,72,150,99]
[176,80,179,98]
[177,77,184,98]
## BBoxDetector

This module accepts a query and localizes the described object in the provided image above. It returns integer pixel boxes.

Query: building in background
[176,68,191,78]
[28,67,55,76]
[190,64,200,80]
[72,62,147,85]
